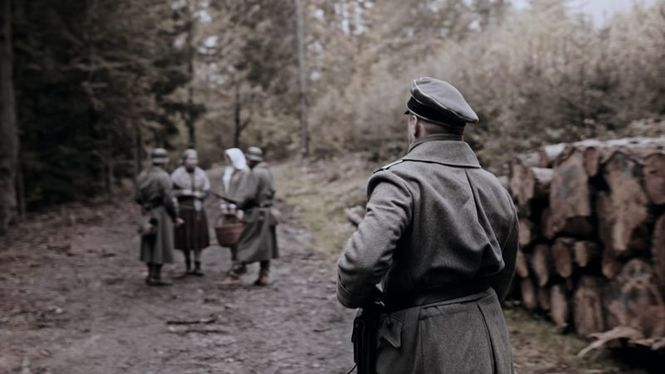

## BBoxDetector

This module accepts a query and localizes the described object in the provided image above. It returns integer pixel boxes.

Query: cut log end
[552,238,575,278]
[521,277,538,312]
[550,284,570,331]
[573,276,606,336]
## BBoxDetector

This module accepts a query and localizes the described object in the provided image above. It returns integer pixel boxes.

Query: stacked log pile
[508,137,665,353]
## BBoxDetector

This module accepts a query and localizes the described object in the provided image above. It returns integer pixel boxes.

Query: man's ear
[414,119,423,139]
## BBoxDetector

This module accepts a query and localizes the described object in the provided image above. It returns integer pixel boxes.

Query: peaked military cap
[405,77,479,127]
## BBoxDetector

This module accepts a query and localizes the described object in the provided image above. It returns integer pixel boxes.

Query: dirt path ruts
[0,198,354,374]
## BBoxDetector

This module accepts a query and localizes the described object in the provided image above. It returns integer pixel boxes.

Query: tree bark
[643,152,665,205]
[652,214,665,288]
[294,0,309,158]
[518,218,534,248]
[185,0,197,148]
[550,283,570,331]
[531,244,552,287]
[521,277,538,312]
[547,149,593,239]
[537,285,551,311]
[516,248,529,279]
[606,259,665,337]
[573,276,606,336]
[552,237,575,279]
[0,0,18,234]
[538,143,566,167]
[597,152,651,254]
[601,247,622,280]
[509,153,541,209]
[573,240,601,268]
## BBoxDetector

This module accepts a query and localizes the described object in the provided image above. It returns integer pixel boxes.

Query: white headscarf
[222,148,248,192]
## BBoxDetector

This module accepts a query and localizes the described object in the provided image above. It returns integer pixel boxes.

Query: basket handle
[217,213,243,226]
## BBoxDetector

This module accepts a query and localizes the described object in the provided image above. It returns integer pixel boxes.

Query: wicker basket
[215,215,245,247]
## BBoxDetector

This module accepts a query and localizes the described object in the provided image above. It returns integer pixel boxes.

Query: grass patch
[274,157,371,257]
[506,307,647,373]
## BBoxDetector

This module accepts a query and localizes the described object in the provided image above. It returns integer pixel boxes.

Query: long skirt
[140,206,175,264]
[174,208,210,251]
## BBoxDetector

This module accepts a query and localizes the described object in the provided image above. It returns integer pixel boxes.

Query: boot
[186,258,193,273]
[150,265,172,286]
[145,264,156,285]
[220,271,242,286]
[254,269,269,287]
[193,261,204,277]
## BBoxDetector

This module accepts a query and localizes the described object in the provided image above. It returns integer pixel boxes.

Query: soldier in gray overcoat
[222,147,279,287]
[337,77,519,373]
[135,148,180,286]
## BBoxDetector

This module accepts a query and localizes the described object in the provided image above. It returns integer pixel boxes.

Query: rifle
[210,191,239,205]
[351,300,384,374]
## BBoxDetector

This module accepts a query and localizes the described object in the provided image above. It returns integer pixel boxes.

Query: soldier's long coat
[337,135,519,374]
[135,166,177,265]
[233,162,279,263]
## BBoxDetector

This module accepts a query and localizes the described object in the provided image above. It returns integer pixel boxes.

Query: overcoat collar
[404,135,481,168]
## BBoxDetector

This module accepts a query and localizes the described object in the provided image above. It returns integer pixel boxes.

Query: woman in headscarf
[221,148,249,197]
[219,148,256,283]
[171,149,211,276]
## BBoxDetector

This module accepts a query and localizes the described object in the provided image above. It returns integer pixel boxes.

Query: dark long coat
[337,135,519,374]
[233,162,279,263]
[135,166,177,265]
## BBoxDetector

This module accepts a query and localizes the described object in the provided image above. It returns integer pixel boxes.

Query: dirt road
[0,198,354,374]
[0,164,647,374]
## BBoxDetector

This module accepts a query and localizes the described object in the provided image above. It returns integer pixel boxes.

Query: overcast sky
[513,0,659,24]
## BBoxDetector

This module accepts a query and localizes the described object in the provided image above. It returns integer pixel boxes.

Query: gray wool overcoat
[233,162,279,263]
[337,135,519,374]
[135,166,177,265]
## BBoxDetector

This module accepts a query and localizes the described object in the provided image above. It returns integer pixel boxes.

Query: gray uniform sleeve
[336,171,413,308]
[489,205,519,303]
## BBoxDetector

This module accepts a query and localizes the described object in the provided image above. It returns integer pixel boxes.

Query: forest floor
[0,162,649,374]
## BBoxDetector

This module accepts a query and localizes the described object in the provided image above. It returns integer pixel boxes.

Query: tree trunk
[573,276,606,336]
[597,152,651,254]
[294,0,309,158]
[552,237,575,279]
[133,122,143,178]
[185,0,196,148]
[0,0,18,234]
[233,83,242,148]
[550,283,570,331]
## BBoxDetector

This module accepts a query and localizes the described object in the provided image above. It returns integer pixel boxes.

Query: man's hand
[175,218,185,226]
[345,205,366,227]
